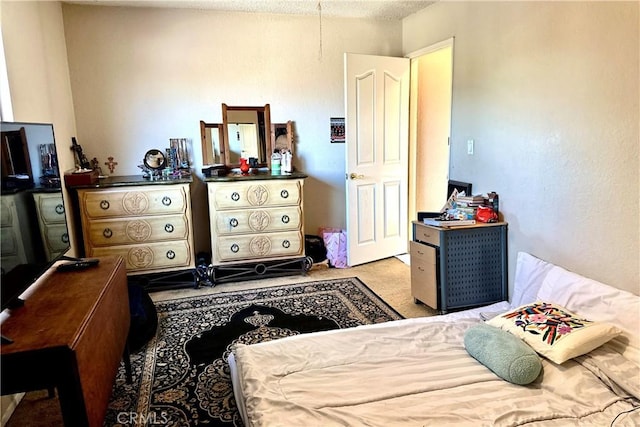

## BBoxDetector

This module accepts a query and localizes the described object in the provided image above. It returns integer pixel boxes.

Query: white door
[344,53,410,266]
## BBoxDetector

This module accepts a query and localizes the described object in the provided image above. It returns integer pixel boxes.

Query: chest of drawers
[411,221,508,314]
[0,192,36,270]
[206,174,306,265]
[75,178,194,274]
[32,191,70,261]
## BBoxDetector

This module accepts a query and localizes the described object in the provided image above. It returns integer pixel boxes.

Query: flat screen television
[1,122,71,310]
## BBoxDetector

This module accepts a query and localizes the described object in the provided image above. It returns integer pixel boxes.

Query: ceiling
[64,0,435,20]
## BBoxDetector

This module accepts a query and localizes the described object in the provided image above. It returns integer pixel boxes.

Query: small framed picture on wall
[330,117,345,143]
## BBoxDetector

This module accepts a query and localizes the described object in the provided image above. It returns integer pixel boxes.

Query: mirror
[222,104,271,168]
[144,149,166,170]
[271,121,294,154]
[1,126,34,188]
[200,121,225,165]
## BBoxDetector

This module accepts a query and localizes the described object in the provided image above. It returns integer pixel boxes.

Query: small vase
[239,158,250,175]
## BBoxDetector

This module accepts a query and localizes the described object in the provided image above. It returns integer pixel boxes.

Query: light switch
[467,139,474,155]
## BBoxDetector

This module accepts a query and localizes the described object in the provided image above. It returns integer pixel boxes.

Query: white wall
[4,1,637,296]
[1,0,79,257]
[403,1,639,295]
[61,4,403,253]
[1,0,79,256]
[0,1,78,420]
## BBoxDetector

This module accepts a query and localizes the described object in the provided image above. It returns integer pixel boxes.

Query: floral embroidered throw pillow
[486,302,621,364]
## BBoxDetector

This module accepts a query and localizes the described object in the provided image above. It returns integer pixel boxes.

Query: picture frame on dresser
[271,121,293,154]
[200,121,225,166]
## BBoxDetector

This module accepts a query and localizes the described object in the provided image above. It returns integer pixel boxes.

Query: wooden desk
[1,256,129,427]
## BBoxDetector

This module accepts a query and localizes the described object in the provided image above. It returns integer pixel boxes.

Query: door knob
[349,173,364,180]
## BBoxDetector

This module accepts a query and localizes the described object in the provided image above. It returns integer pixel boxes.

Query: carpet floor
[5,257,434,426]
[107,277,402,426]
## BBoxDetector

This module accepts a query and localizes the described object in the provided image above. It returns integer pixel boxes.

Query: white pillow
[511,252,556,308]
[487,302,621,364]
[536,265,640,364]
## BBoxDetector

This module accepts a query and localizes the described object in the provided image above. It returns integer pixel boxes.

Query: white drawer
[88,240,193,272]
[213,207,301,236]
[79,185,188,219]
[33,193,66,224]
[43,223,70,253]
[0,199,13,227]
[215,231,303,262]
[0,228,18,255]
[84,214,190,247]
[209,180,301,210]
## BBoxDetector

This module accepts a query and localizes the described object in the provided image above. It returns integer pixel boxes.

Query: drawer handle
[281,215,290,224]
[280,189,289,199]
[166,250,176,260]
[55,204,65,215]
[162,196,172,206]
[282,240,291,249]
[100,200,110,210]
[229,218,239,228]
[164,223,174,233]
[231,192,240,202]
[61,233,69,244]
[231,243,240,253]
[103,228,113,238]
[418,266,425,272]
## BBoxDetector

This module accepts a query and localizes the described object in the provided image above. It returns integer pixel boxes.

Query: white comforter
[233,316,640,427]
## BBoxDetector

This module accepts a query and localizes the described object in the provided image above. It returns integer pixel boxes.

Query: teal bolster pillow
[464,323,542,385]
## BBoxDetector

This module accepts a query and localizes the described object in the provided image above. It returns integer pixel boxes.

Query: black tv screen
[1,122,70,310]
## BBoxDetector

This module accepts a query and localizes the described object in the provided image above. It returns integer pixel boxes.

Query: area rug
[105,277,403,426]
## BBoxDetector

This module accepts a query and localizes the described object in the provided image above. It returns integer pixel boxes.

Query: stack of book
[455,194,485,219]
[423,217,476,227]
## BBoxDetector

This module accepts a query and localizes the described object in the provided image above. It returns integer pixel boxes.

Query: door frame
[407,38,455,246]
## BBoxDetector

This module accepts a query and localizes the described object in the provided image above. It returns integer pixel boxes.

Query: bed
[229,252,640,426]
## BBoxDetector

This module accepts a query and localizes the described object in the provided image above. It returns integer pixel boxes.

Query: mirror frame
[271,121,293,154]
[222,103,272,169]
[143,149,166,170]
[200,121,225,165]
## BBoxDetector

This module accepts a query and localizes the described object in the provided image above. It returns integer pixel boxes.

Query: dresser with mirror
[202,104,308,282]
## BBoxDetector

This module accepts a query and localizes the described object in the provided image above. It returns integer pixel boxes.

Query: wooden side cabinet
[410,221,508,314]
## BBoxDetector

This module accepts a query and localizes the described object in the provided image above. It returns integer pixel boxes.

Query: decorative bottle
[271,150,282,175]
[239,157,250,174]
[282,150,293,174]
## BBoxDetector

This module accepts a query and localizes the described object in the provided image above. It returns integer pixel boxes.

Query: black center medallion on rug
[105,277,403,426]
